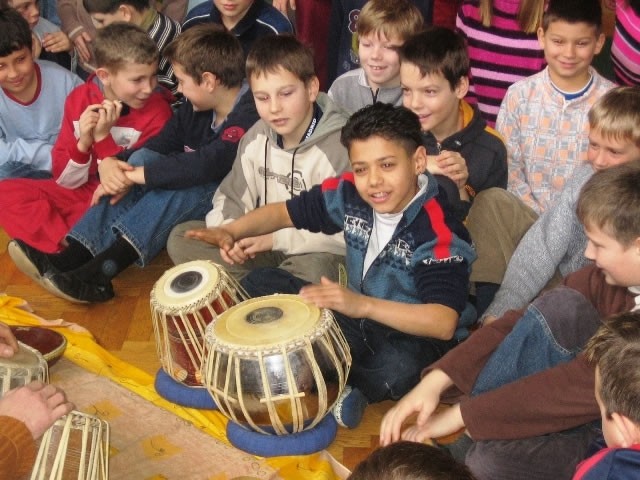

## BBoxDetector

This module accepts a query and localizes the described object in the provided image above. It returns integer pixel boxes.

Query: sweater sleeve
[0,416,37,480]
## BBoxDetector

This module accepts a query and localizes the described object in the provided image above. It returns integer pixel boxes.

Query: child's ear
[454,76,469,100]
[611,412,640,447]
[537,26,545,48]
[95,67,110,86]
[118,4,133,21]
[594,32,606,56]
[413,145,428,174]
[201,72,217,92]
[306,75,320,103]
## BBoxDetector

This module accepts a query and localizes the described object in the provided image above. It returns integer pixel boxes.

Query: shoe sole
[8,241,42,282]
[41,276,90,304]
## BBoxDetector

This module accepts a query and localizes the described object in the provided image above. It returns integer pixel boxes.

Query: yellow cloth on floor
[0,295,348,480]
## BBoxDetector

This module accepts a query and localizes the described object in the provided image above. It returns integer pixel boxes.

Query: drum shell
[0,342,48,396]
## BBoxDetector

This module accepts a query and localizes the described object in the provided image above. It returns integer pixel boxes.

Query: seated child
[0,22,172,254]
[497,0,613,215]
[182,0,293,56]
[327,0,424,114]
[399,26,507,220]
[0,8,82,180]
[168,34,349,285]
[1,0,74,69]
[573,312,640,479]
[83,0,181,95]
[380,161,640,480]
[186,103,475,429]
[348,441,477,480]
[7,25,258,303]
[482,86,640,322]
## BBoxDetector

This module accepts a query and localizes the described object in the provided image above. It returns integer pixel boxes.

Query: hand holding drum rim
[0,381,74,439]
[0,322,18,358]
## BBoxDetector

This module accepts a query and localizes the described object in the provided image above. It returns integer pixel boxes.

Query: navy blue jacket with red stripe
[286,172,475,337]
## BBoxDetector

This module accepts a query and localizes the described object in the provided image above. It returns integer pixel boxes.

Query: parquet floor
[0,228,394,472]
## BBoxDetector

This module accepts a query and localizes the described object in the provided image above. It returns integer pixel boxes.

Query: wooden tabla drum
[202,294,352,435]
[0,341,48,396]
[32,411,109,480]
[151,260,248,386]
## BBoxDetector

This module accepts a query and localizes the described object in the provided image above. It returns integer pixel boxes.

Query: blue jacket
[287,172,475,322]
[574,444,640,480]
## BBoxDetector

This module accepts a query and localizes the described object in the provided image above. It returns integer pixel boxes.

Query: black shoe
[7,239,56,282]
[42,270,114,303]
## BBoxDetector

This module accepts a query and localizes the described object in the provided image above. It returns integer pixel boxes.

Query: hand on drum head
[299,277,367,319]
[0,322,19,358]
[0,381,74,439]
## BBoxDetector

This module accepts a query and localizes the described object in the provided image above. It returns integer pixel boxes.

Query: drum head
[1,342,44,370]
[213,295,321,347]
[152,260,222,309]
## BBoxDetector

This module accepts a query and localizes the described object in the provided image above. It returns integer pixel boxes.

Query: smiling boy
[327,0,423,114]
[184,102,475,430]
[0,22,171,254]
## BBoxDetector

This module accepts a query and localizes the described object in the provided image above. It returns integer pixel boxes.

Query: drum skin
[203,294,352,435]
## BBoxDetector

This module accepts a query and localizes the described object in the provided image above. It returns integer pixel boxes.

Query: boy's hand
[0,323,18,358]
[401,404,464,442]
[77,104,103,152]
[31,33,43,59]
[72,31,93,63]
[185,227,235,253]
[436,151,469,188]
[225,234,273,263]
[90,184,108,206]
[124,166,145,185]
[98,156,134,195]
[41,31,72,53]
[299,277,367,318]
[272,0,295,12]
[379,369,453,446]
[93,100,125,142]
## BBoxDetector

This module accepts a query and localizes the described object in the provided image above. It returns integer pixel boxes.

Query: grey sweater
[484,162,595,319]
[327,68,403,114]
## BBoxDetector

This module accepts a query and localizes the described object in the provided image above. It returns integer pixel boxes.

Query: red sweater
[431,264,635,440]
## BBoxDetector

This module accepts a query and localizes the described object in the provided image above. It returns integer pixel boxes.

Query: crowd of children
[1,0,640,478]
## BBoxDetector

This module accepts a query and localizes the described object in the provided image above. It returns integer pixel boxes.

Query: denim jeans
[0,161,52,180]
[68,150,217,266]
[241,267,458,403]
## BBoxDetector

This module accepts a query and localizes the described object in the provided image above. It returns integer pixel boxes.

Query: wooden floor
[0,228,394,472]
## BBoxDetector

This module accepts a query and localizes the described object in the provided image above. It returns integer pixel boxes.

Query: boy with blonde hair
[381,161,640,480]
[0,23,171,257]
[399,26,507,221]
[328,0,423,114]
[574,312,640,479]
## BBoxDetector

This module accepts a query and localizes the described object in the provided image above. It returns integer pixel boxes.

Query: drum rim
[151,260,225,308]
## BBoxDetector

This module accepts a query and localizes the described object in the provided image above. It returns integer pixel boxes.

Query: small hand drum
[0,341,48,396]
[202,294,351,435]
[151,260,248,386]
[32,410,109,480]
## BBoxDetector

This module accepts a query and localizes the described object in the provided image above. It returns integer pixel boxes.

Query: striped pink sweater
[456,0,546,127]
[611,0,640,85]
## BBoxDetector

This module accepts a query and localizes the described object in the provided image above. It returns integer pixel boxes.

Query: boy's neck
[547,67,593,93]
[212,84,242,127]
[429,103,463,144]
[133,7,155,29]
[280,102,318,150]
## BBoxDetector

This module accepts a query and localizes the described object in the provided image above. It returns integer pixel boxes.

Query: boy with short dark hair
[83,0,181,95]
[497,0,613,215]
[185,102,475,430]
[168,34,349,287]
[0,8,82,180]
[576,312,640,479]
[0,23,172,255]
[182,0,292,56]
[399,26,507,220]
[381,161,640,479]
[327,0,424,114]
[7,24,259,303]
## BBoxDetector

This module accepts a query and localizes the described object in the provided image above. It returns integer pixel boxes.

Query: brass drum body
[203,295,351,435]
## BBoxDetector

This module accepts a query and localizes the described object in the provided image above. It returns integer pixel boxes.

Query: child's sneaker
[332,386,368,429]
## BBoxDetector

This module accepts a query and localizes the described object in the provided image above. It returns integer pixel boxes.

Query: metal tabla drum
[151,260,248,386]
[32,410,109,480]
[202,294,351,435]
[0,341,48,395]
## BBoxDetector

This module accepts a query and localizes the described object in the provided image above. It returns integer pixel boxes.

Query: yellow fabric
[0,295,347,480]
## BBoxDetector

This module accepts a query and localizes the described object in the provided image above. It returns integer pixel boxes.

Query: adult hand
[0,382,74,439]
[272,0,296,13]
[0,323,18,358]
[31,33,43,59]
[42,31,72,53]
[72,31,92,63]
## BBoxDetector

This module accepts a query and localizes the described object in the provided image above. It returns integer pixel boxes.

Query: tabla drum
[202,294,351,435]
[32,410,109,480]
[151,260,248,386]
[0,341,48,396]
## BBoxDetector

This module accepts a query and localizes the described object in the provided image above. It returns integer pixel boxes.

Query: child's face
[213,0,253,25]
[0,47,37,100]
[358,31,403,91]
[90,9,129,29]
[584,224,640,287]
[400,61,467,142]
[98,61,158,110]
[587,127,640,172]
[9,0,40,29]
[349,135,426,214]
[173,63,214,111]
[250,67,319,149]
[537,21,605,91]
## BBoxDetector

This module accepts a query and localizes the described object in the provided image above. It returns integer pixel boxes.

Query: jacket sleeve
[57,0,85,39]
[51,91,91,182]
[0,416,37,480]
